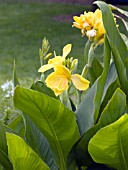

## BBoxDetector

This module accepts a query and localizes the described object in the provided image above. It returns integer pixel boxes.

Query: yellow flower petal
[71,74,90,91]
[73,22,82,29]
[73,16,80,22]
[45,72,62,89]
[48,56,64,65]
[45,72,69,95]
[53,88,64,96]
[58,77,69,91]
[38,64,53,73]
[94,9,102,22]
[62,44,72,58]
[54,65,71,78]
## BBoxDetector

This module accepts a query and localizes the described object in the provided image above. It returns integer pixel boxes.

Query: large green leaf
[24,114,57,169]
[76,36,111,135]
[85,44,103,86]
[6,133,49,170]
[34,81,58,99]
[95,1,128,95]
[14,86,80,170]
[110,5,128,36]
[88,114,128,170]
[75,88,126,167]
[100,79,119,113]
[102,62,117,99]
[100,63,118,112]
[0,123,13,170]
[110,4,128,17]
[87,57,103,85]
[8,115,25,138]
[23,81,57,169]
[109,40,128,96]
[95,1,128,65]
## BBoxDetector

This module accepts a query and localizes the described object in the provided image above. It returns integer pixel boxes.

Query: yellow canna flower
[73,9,105,44]
[38,44,72,73]
[46,65,90,96]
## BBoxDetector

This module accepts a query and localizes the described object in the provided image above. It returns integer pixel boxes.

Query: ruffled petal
[73,16,80,22]
[62,44,72,58]
[48,56,64,65]
[58,77,68,91]
[53,78,69,96]
[45,72,69,95]
[94,9,102,22]
[45,72,62,89]
[53,88,64,96]
[71,74,90,91]
[38,64,53,73]
[54,65,71,78]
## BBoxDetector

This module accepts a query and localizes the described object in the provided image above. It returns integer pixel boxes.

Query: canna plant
[0,1,128,170]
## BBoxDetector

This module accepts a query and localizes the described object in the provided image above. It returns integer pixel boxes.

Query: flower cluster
[38,44,90,96]
[72,9,105,44]
[1,81,14,98]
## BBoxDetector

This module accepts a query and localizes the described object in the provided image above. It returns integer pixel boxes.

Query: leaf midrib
[30,97,66,170]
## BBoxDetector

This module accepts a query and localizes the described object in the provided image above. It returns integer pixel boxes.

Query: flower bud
[81,64,89,78]
[39,37,50,60]
[70,59,78,73]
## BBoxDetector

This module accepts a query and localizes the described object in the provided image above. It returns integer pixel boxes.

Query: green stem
[84,40,91,65]
[60,90,72,110]
[76,90,81,109]
[40,58,45,82]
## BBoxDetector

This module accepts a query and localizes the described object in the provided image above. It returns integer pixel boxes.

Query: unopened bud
[81,64,89,78]
[70,59,78,73]
[44,53,52,60]
[40,37,50,60]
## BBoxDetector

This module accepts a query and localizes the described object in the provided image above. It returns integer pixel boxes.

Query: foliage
[0,1,128,170]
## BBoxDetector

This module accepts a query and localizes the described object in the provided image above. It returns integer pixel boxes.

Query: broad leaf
[87,57,103,85]
[100,79,119,113]
[110,4,128,17]
[88,114,128,170]
[95,1,128,66]
[109,40,128,96]
[6,133,49,170]
[23,81,57,169]
[95,1,128,95]
[8,115,25,138]
[24,115,57,169]
[102,62,117,100]
[76,88,126,167]
[76,36,111,135]
[34,81,58,99]
[14,86,80,170]
[0,123,13,170]
[100,62,119,112]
